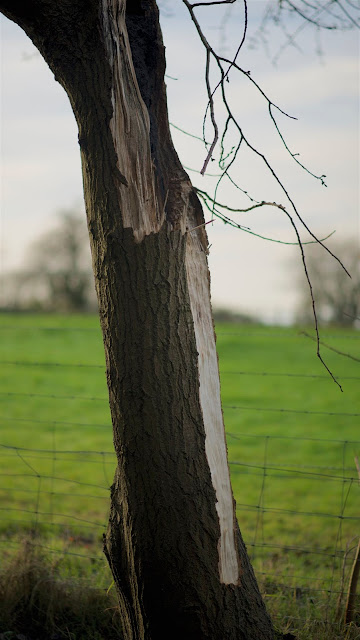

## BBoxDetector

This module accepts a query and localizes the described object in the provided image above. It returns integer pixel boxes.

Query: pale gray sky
[0,2,359,323]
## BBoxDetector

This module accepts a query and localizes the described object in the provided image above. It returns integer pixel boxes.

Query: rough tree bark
[0,1,276,638]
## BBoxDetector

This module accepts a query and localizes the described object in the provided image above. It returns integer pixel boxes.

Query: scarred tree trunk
[0,1,275,638]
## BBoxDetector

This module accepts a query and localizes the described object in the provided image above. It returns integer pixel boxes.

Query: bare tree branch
[283,0,339,28]
[255,0,359,64]
[190,0,237,8]
[196,187,336,245]
[181,0,355,388]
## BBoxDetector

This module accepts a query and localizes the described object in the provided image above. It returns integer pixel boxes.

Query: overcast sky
[0,2,359,323]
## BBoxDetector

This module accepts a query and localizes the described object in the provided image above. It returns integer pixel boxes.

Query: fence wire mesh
[0,318,359,631]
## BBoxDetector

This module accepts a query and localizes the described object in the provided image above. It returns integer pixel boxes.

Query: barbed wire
[1,416,111,428]
[1,442,358,477]
[227,432,360,444]
[2,403,359,421]
[236,503,359,520]
[0,391,108,400]
[245,541,348,558]
[257,569,344,586]
[220,371,360,380]
[0,359,104,368]
[0,325,359,339]
[0,444,114,455]
[0,472,109,490]
[1,367,360,403]
[0,461,355,484]
[223,405,360,417]
[0,452,115,464]
[0,538,105,561]
[0,506,106,528]
[1,487,109,500]
[0,515,104,532]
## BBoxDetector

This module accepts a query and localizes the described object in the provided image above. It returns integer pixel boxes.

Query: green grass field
[1,313,359,636]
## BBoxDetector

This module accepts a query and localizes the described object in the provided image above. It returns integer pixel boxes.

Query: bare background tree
[1,210,96,312]
[252,0,360,63]
[293,239,360,327]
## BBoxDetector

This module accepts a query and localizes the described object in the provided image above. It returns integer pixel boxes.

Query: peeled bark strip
[0,1,276,638]
[185,232,240,585]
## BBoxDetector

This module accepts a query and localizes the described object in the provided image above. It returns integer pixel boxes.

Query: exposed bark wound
[102,0,240,591]
[101,0,163,240]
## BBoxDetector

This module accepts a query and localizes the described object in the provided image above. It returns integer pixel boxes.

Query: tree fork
[0,1,276,638]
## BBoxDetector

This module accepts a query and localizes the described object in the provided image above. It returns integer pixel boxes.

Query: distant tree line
[212,308,260,325]
[1,211,358,327]
[1,208,263,320]
[1,210,97,312]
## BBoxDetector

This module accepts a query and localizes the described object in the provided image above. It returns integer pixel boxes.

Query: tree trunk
[0,1,275,638]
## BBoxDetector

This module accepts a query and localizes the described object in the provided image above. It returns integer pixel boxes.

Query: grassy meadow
[0,312,359,637]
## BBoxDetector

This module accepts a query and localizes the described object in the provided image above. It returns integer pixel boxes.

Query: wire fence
[0,319,359,628]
